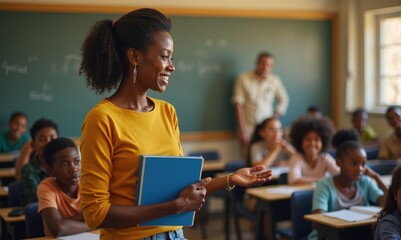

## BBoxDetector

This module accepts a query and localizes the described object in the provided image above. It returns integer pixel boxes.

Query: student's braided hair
[80,8,172,94]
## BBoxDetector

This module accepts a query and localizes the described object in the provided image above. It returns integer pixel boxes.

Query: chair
[278,172,288,185]
[189,150,220,238]
[276,189,314,240]
[367,161,398,175]
[189,150,220,161]
[24,202,44,238]
[228,186,257,240]
[364,146,379,160]
[8,181,22,207]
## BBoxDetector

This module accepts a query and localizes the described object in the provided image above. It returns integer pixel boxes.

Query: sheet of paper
[265,186,303,195]
[58,232,99,240]
[323,209,374,222]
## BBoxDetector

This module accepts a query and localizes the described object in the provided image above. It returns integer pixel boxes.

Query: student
[288,117,339,184]
[0,111,29,153]
[351,108,378,146]
[79,8,272,239]
[231,51,289,149]
[379,106,401,160]
[375,165,401,240]
[38,137,90,237]
[310,129,387,240]
[20,118,59,206]
[248,117,296,168]
[306,105,323,119]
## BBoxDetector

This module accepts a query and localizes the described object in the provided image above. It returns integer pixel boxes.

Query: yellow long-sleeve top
[80,98,183,239]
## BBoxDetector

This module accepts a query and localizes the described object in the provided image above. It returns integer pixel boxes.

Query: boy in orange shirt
[38,137,91,237]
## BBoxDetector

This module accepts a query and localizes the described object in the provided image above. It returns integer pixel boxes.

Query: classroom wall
[1,0,399,162]
[338,0,401,139]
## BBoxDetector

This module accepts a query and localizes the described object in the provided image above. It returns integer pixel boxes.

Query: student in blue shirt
[309,129,388,240]
[0,111,29,153]
[375,165,401,240]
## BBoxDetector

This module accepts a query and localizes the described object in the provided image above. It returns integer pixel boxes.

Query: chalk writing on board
[51,54,82,75]
[1,61,28,76]
[175,38,225,76]
[29,83,53,102]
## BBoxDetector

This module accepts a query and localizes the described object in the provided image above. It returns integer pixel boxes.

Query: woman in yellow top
[79,8,272,240]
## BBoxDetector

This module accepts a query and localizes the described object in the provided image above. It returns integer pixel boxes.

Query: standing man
[232,52,289,151]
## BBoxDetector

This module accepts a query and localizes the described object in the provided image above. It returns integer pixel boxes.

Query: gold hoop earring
[133,64,137,85]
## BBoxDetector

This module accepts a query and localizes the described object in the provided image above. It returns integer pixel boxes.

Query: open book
[323,206,382,222]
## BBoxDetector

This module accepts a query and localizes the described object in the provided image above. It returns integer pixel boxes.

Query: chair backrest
[278,172,288,185]
[224,160,245,172]
[189,150,220,161]
[24,202,44,238]
[364,146,379,160]
[368,162,398,175]
[8,181,22,207]
[290,189,314,240]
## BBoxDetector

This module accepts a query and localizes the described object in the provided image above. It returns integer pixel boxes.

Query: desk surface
[0,153,18,163]
[246,183,315,201]
[304,213,376,228]
[202,160,226,172]
[27,230,100,239]
[0,168,15,178]
[0,207,25,223]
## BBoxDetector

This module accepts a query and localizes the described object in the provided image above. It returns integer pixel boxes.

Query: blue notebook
[136,155,204,226]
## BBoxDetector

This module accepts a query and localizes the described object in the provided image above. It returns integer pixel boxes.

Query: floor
[183,213,255,240]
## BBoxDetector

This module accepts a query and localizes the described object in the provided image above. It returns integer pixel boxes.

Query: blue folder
[136,155,204,226]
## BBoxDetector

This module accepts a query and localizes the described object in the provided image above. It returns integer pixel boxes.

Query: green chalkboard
[0,11,332,136]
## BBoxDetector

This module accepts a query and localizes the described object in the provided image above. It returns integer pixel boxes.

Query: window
[378,15,401,105]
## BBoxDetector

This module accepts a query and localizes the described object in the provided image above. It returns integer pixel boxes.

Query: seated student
[306,105,323,119]
[379,106,401,160]
[309,129,388,240]
[375,165,401,240]
[288,117,340,184]
[0,111,29,153]
[248,117,296,168]
[20,118,59,206]
[38,137,91,237]
[351,108,378,146]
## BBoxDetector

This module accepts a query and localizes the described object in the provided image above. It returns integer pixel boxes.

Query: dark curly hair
[9,111,28,123]
[29,118,59,142]
[331,128,361,159]
[377,165,401,223]
[289,116,335,153]
[80,8,172,94]
[43,137,78,167]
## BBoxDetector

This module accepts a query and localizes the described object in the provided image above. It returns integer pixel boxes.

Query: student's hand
[365,166,379,178]
[176,177,211,213]
[231,165,272,187]
[280,139,296,155]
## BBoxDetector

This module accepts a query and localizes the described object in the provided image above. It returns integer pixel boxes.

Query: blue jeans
[142,229,186,240]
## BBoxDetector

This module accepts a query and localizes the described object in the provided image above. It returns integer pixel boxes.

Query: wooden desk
[304,213,376,240]
[202,160,226,172]
[26,230,100,239]
[0,153,18,163]
[247,184,315,240]
[0,168,15,178]
[0,207,26,240]
[0,168,15,186]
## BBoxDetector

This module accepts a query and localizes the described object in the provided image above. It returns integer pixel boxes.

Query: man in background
[232,51,289,153]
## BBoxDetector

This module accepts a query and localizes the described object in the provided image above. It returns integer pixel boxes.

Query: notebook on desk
[323,206,382,222]
[136,155,204,226]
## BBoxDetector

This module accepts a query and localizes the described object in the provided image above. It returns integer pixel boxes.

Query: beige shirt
[232,71,289,137]
[379,132,401,159]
